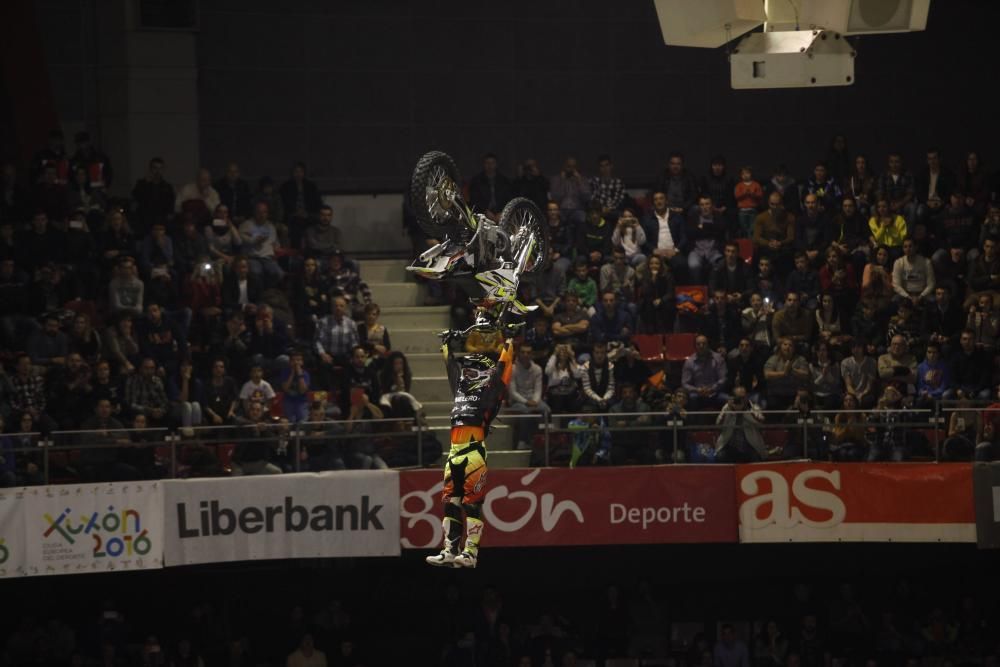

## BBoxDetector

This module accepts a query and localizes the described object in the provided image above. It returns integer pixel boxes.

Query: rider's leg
[461,501,484,557]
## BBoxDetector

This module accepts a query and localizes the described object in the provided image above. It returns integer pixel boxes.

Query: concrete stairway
[363,259,528,467]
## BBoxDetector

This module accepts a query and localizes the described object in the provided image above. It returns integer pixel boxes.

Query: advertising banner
[972,462,1000,549]
[400,466,738,549]
[163,471,400,566]
[22,481,164,576]
[0,487,26,578]
[736,463,975,543]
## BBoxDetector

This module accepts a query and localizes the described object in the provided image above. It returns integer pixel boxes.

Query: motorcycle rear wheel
[410,151,469,240]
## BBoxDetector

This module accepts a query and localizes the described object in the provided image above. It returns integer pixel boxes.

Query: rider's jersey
[444,337,514,432]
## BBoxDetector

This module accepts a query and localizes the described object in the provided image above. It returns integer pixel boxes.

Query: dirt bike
[407,151,549,315]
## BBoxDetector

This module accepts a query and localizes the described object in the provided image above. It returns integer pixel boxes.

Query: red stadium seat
[663,333,697,361]
[736,237,754,265]
[632,334,664,362]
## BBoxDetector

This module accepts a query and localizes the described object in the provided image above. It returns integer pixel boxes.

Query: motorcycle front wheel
[409,150,469,240]
[498,197,549,276]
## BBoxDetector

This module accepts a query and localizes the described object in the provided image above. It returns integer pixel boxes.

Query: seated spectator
[952,329,992,400]
[886,299,921,351]
[29,263,80,318]
[589,291,632,345]
[68,313,102,366]
[590,154,626,218]
[710,241,753,307]
[850,299,884,356]
[204,205,243,267]
[551,292,590,354]
[27,314,69,369]
[786,253,820,310]
[326,251,372,320]
[681,334,727,410]
[640,190,688,280]
[78,399,131,482]
[703,288,742,353]
[580,341,616,413]
[507,343,548,451]
[124,357,170,427]
[829,196,870,270]
[173,216,211,278]
[287,633,326,667]
[892,238,935,307]
[214,161,252,220]
[342,390,387,470]
[714,387,765,462]
[764,338,810,411]
[221,256,263,317]
[279,350,311,423]
[138,222,175,282]
[550,156,591,225]
[942,397,978,461]
[247,304,290,377]
[772,292,813,348]
[175,167,220,221]
[751,256,784,306]
[810,341,842,410]
[107,257,144,317]
[841,338,878,409]
[742,293,775,354]
[868,386,911,462]
[967,235,1000,296]
[635,255,675,334]
[613,340,652,388]
[657,151,698,219]
[239,363,276,416]
[201,358,239,427]
[292,256,330,339]
[727,337,765,406]
[599,247,637,304]
[734,166,764,238]
[544,344,580,420]
[303,400,346,471]
[577,202,613,272]
[468,152,513,222]
[130,157,174,234]
[609,208,646,267]
[934,191,976,260]
[878,335,918,397]
[340,345,380,416]
[934,242,970,298]
[686,194,726,284]
[358,302,390,363]
[966,292,999,349]
[239,201,283,287]
[868,199,908,259]
[279,162,322,246]
[378,351,420,418]
[231,400,282,476]
[876,152,916,223]
[104,312,140,374]
[815,292,850,353]
[818,249,858,318]
[136,302,187,374]
[46,352,94,429]
[18,212,66,275]
[608,382,653,464]
[830,393,868,461]
[304,205,342,266]
[861,246,894,311]
[90,359,124,416]
[923,285,964,355]
[524,316,554,367]
[975,386,1000,462]
[315,296,360,386]
[916,341,953,409]
[542,200,574,278]
[795,194,831,266]
[753,192,796,275]
[914,147,955,230]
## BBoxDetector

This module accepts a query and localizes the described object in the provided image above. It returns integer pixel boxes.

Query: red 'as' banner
[399,466,738,549]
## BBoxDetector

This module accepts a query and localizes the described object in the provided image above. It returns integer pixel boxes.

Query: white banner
[162,471,399,566]
[23,481,164,576]
[0,487,27,578]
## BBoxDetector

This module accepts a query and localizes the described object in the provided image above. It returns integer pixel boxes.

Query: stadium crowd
[3,130,1000,482]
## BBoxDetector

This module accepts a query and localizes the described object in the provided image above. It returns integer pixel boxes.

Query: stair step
[422,401,455,418]
[359,259,409,283]
[406,352,445,376]
[368,282,424,308]
[388,327,447,354]
[380,306,451,330]
[488,450,533,469]
[411,375,452,402]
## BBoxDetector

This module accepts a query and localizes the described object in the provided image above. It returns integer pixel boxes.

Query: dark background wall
[194,0,1000,192]
[18,0,1000,193]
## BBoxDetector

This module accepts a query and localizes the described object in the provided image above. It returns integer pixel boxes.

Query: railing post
[801,418,809,460]
[40,437,50,485]
[543,417,550,467]
[416,420,424,468]
[293,429,302,473]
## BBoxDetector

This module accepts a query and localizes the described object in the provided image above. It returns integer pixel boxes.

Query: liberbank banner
[162,471,400,566]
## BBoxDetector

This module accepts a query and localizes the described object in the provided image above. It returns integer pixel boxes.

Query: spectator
[287,633,326,667]
[315,295,360,380]
[875,152,916,223]
[975,386,1000,462]
[714,387,765,463]
[771,292,813,348]
[580,341,616,413]
[878,335,918,397]
[524,316,555,366]
[232,400,282,476]
[531,248,566,320]
[868,386,910,462]
[892,238,935,307]
[1,163,31,224]
[802,162,843,213]
[239,364,277,415]
[550,156,591,225]
[635,255,676,334]
[98,208,136,277]
[916,341,953,409]
[185,261,223,345]
[943,397,978,461]
[507,343,548,451]
[175,168,220,223]
[46,352,94,429]
[292,256,330,339]
[247,304,290,377]
[577,202,614,271]
[914,147,956,229]
[78,398,131,482]
[215,162,252,220]
[841,339,878,410]
[727,337,765,406]
[358,302,390,361]
[868,199,908,258]
[221,256,263,316]
[935,191,976,258]
[17,211,65,274]
[131,157,175,232]
[137,302,187,374]
[513,158,549,211]
[829,196,870,270]
[204,205,244,267]
[91,359,124,416]
[764,338,810,411]
[104,313,140,375]
[681,334,727,410]
[326,251,372,320]
[703,288,742,354]
[952,329,992,400]
[733,165,764,238]
[124,358,170,427]
[742,293,775,357]
[846,155,877,218]
[795,194,831,266]
[861,246,894,314]
[545,344,581,419]
[687,194,726,284]
[378,351,421,417]
[566,260,598,314]
[656,151,698,220]
[923,285,964,355]
[967,235,1000,295]
[239,201,283,287]
[640,190,688,280]
[815,292,850,353]
[590,154,626,218]
[810,341,842,410]
[786,252,820,310]
[710,241,753,307]
[610,208,646,267]
[139,221,176,282]
[753,192,796,275]
[752,256,785,306]
[174,216,211,279]
[468,152,513,222]
[31,164,69,222]
[202,358,239,427]
[543,200,575,278]
[279,351,311,423]
[303,400,346,471]
[818,249,858,320]
[339,345,378,419]
[608,382,653,464]
[886,299,921,351]
[27,314,69,369]
[589,291,632,345]
[830,393,868,461]
[253,175,286,230]
[108,257,145,317]
[304,204,342,267]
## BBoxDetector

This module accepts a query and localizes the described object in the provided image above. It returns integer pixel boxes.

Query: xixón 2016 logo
[43,506,152,558]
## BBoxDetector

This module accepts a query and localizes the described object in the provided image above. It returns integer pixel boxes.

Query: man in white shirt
[286,633,327,667]
[506,343,548,450]
[174,167,220,214]
[239,201,284,286]
[238,364,276,415]
[640,190,688,280]
[892,238,935,307]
